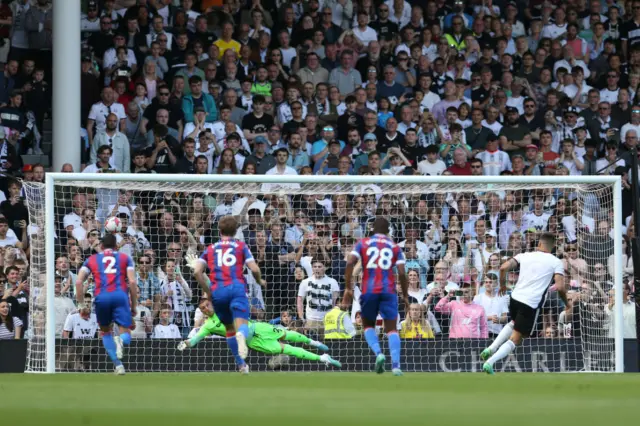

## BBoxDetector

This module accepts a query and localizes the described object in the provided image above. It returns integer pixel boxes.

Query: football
[104,216,122,233]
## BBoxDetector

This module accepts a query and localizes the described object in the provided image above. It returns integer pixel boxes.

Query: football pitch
[2,373,638,426]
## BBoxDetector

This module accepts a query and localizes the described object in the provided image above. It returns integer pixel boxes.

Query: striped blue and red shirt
[81,249,134,296]
[350,234,405,294]
[198,238,254,291]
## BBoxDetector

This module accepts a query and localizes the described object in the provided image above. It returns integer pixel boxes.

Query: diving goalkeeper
[178,255,342,369]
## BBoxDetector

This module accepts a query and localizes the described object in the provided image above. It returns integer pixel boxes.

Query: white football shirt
[523,212,551,232]
[152,323,181,338]
[63,313,99,339]
[511,251,564,309]
[298,275,340,321]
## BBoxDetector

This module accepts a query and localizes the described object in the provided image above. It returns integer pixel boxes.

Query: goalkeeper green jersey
[197,316,287,355]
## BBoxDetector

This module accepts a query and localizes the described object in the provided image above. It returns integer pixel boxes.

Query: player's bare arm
[247,260,266,287]
[554,273,567,305]
[396,263,410,308]
[75,269,89,307]
[127,267,138,315]
[341,254,358,308]
[499,258,518,295]
[192,260,212,299]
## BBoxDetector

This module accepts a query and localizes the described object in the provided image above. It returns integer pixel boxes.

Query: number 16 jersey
[350,234,405,295]
[198,237,254,291]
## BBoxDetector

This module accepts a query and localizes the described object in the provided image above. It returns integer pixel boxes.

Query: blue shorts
[94,291,132,328]
[211,284,250,325]
[359,293,398,322]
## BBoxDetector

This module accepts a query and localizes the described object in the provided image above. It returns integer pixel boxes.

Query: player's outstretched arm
[396,263,410,308]
[342,254,358,308]
[177,326,212,351]
[75,268,89,307]
[185,253,214,289]
[499,258,518,295]
[127,266,138,315]
[554,273,567,305]
[247,260,266,287]
[191,256,212,299]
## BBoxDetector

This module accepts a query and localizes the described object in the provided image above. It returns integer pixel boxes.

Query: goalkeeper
[178,255,342,369]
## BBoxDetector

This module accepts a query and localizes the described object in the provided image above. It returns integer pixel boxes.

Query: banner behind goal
[23,174,624,373]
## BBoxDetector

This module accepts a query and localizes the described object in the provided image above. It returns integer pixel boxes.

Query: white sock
[487,340,516,367]
[488,322,514,353]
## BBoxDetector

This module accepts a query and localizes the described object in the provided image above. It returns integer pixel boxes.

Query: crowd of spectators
[0,0,636,352]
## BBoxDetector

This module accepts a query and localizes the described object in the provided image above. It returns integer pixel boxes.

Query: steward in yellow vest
[323,306,355,339]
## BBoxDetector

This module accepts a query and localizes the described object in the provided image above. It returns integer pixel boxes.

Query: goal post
[25,173,625,373]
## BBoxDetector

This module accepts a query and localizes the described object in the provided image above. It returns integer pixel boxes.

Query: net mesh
[22,178,618,373]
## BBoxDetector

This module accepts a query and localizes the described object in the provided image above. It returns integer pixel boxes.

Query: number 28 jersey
[350,234,405,295]
[81,249,134,296]
[198,237,254,291]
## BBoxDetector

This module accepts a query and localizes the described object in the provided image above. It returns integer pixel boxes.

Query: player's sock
[283,330,311,344]
[488,322,514,353]
[119,333,131,346]
[101,333,122,367]
[364,327,381,356]
[237,323,250,340]
[226,332,245,366]
[387,331,401,370]
[487,340,517,367]
[282,344,321,361]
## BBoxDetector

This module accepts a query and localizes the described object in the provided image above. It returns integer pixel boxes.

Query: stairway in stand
[20,118,51,169]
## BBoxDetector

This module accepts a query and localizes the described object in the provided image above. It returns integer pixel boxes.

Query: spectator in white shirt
[419,76,441,112]
[472,273,509,336]
[556,138,584,175]
[86,87,126,146]
[475,135,511,176]
[541,7,568,40]
[297,260,340,333]
[131,303,153,339]
[385,0,411,29]
[55,278,76,337]
[0,217,19,247]
[600,71,621,103]
[103,33,138,71]
[417,145,447,175]
[263,148,300,192]
[160,259,193,334]
[62,293,99,339]
[352,10,377,47]
[152,306,182,338]
[606,283,637,338]
[63,193,87,236]
[620,105,640,140]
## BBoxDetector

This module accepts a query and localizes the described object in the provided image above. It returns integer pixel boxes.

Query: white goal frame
[40,173,625,374]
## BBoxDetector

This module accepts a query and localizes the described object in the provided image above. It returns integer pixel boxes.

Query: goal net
[22,174,624,373]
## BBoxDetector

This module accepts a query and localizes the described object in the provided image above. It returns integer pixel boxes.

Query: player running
[177,297,342,368]
[75,234,137,375]
[342,217,409,376]
[480,232,566,374]
[192,216,264,374]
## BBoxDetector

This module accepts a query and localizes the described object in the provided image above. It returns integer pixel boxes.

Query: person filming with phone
[0,180,28,238]
[435,280,488,339]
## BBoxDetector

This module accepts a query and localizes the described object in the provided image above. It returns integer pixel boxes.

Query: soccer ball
[104,216,122,233]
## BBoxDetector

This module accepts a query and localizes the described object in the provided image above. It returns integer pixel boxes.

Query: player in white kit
[480,232,566,374]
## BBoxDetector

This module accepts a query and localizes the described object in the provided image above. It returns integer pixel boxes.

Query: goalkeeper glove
[177,341,189,351]
[184,253,199,270]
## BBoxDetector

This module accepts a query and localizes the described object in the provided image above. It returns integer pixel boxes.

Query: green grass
[1,373,639,426]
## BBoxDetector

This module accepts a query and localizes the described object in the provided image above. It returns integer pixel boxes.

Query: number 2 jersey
[198,237,254,291]
[350,234,405,295]
[81,249,134,296]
